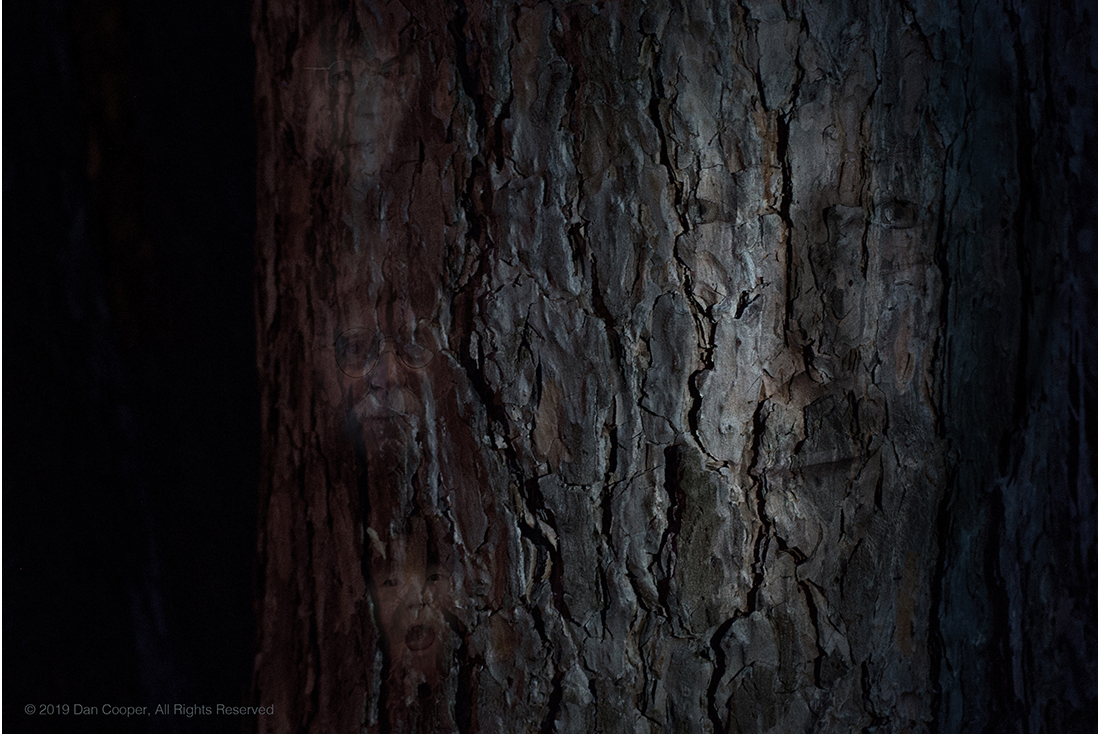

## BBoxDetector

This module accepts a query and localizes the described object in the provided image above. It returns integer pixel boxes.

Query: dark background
[5,2,258,732]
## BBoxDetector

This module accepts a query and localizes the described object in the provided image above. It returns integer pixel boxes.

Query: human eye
[399,344,433,369]
[336,329,377,376]
[328,63,357,92]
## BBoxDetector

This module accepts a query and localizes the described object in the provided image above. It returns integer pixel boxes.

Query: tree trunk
[251,2,1094,732]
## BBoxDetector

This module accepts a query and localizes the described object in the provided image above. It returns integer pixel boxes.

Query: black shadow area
[4,2,258,732]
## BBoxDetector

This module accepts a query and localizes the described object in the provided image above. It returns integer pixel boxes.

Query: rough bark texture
[251,1,1094,732]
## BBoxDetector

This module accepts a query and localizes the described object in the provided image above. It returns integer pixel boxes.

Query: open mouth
[404,625,436,651]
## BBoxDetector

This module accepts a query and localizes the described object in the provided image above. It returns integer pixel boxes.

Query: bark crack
[706,616,737,733]
[798,579,825,688]
[745,398,772,613]
[644,43,721,461]
[655,444,684,626]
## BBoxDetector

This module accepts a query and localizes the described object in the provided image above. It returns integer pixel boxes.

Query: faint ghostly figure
[329,285,488,733]
[334,296,440,425]
[366,514,461,734]
[302,9,506,730]
[332,287,444,560]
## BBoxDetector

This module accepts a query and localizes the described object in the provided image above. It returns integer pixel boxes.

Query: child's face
[369,529,453,663]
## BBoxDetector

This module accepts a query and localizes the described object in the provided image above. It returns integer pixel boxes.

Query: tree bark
[251,1,1094,732]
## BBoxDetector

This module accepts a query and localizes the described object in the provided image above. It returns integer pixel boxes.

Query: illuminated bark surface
[251,1,1095,732]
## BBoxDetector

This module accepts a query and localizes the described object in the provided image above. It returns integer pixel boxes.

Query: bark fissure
[706,616,737,732]
[745,399,771,613]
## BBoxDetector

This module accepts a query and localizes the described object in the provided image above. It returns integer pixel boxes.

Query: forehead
[335,296,424,334]
[335,271,443,329]
[298,5,405,63]
[367,515,454,562]
[369,530,425,571]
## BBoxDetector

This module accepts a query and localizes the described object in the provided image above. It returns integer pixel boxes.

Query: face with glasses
[334,299,441,425]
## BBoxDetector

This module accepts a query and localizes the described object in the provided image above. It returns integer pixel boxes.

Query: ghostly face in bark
[368,519,455,694]
[335,298,440,423]
[297,9,418,186]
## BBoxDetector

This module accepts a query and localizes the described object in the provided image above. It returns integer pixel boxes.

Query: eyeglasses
[334,324,436,378]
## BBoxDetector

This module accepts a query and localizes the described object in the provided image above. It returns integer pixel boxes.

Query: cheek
[386,607,409,635]
[339,377,366,407]
[374,589,401,621]
[426,584,454,610]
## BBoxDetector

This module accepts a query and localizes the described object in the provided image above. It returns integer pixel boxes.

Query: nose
[367,347,403,391]
[401,581,427,610]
